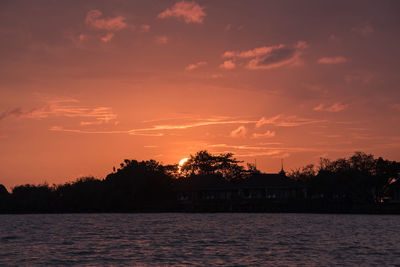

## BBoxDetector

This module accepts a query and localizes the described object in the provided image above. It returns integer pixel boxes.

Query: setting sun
[178,157,189,174]
[179,158,189,167]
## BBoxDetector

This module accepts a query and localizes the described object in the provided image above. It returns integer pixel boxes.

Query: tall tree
[180,150,244,180]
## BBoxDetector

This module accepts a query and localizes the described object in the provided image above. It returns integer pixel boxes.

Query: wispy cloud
[129,118,257,135]
[219,60,236,70]
[208,144,282,156]
[50,126,163,136]
[158,0,206,24]
[256,115,281,128]
[0,108,24,121]
[140,24,151,32]
[313,103,348,112]
[222,41,308,70]
[207,143,318,158]
[42,105,116,123]
[318,56,347,64]
[209,142,374,158]
[100,33,115,43]
[79,34,88,41]
[185,61,207,71]
[50,126,126,134]
[234,151,284,158]
[45,113,325,137]
[230,126,247,137]
[155,35,168,44]
[256,114,324,127]
[0,98,117,125]
[350,133,381,140]
[61,117,254,137]
[208,143,316,152]
[272,152,291,159]
[252,130,275,138]
[85,10,127,31]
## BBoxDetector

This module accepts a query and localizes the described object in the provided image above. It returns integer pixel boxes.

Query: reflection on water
[0,213,399,265]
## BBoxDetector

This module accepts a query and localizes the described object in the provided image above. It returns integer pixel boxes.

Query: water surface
[0,213,399,265]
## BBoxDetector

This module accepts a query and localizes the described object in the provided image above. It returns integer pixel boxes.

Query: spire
[279,159,286,176]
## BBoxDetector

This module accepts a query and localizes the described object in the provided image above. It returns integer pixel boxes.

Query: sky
[1,0,400,189]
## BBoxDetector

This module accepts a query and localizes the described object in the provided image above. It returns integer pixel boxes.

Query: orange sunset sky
[1,0,399,189]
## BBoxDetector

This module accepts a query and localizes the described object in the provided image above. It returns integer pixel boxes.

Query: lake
[0,213,399,266]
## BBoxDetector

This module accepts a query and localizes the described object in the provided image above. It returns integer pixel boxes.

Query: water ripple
[0,213,399,265]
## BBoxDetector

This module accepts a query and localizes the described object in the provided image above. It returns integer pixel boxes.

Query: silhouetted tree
[180,150,244,180]
[55,177,105,212]
[290,152,400,205]
[104,159,175,211]
[0,184,8,195]
[1,151,399,213]
[0,184,9,213]
[246,163,261,176]
[11,183,56,212]
[289,164,316,182]
[374,157,400,203]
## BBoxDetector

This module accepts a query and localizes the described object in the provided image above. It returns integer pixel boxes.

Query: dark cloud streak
[0,108,23,121]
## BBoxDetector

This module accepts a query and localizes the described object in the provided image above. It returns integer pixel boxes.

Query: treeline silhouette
[0,151,399,213]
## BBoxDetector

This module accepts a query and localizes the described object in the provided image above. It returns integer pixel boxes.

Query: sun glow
[179,158,189,167]
[178,157,189,174]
